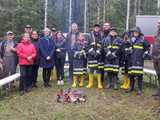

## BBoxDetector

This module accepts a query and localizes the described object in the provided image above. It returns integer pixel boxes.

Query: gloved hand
[143,51,150,59]
[74,51,79,58]
[88,48,94,53]
[112,52,117,58]
[96,50,101,55]
[106,50,111,57]
[125,47,133,54]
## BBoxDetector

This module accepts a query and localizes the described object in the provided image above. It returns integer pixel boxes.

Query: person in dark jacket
[66,23,80,83]
[120,32,132,90]
[1,31,17,76]
[39,28,55,87]
[151,35,160,99]
[54,31,66,85]
[31,31,40,87]
[103,27,122,90]
[87,24,104,86]
[86,24,103,89]
[24,25,32,36]
[102,22,111,38]
[72,33,86,88]
[128,27,149,95]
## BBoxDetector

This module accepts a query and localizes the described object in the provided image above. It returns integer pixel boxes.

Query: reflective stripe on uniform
[112,45,119,49]
[133,45,143,49]
[73,68,84,71]
[88,60,98,64]
[104,68,113,71]
[73,72,84,75]
[87,64,98,67]
[129,70,144,74]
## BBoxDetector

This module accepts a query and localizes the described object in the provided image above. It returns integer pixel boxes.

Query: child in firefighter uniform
[86,24,103,89]
[72,33,86,88]
[120,32,132,90]
[103,27,121,90]
[128,27,149,95]
[86,42,103,89]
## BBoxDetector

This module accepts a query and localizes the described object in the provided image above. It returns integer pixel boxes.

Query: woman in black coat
[39,28,55,87]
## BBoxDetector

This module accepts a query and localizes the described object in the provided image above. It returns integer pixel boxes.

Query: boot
[97,74,103,89]
[129,76,135,92]
[86,73,94,88]
[120,75,128,89]
[79,75,84,87]
[125,76,130,89]
[113,75,118,90]
[123,75,130,89]
[105,73,111,89]
[72,75,77,88]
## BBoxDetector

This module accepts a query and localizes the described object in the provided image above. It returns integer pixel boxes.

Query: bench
[143,68,157,86]
[0,73,20,96]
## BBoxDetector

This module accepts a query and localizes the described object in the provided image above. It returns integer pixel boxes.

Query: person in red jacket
[16,33,36,95]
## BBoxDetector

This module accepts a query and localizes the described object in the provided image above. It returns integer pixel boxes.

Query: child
[72,33,86,88]
[128,27,149,95]
[120,32,132,90]
[103,27,121,90]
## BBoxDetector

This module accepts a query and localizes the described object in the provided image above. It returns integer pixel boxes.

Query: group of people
[0,21,160,98]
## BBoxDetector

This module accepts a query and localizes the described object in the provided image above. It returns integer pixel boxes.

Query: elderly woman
[39,28,55,87]
[16,33,36,95]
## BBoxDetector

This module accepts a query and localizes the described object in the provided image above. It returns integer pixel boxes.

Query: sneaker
[137,90,142,96]
[57,80,61,85]
[60,80,64,85]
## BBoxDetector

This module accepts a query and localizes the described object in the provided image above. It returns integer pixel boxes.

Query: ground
[0,79,160,120]
[0,61,160,120]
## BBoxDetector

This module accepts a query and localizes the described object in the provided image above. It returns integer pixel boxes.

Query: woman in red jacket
[16,33,36,95]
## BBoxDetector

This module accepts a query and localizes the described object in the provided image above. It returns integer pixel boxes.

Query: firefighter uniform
[120,32,132,90]
[86,29,103,89]
[103,29,121,89]
[128,27,149,95]
[86,42,103,88]
[72,41,86,88]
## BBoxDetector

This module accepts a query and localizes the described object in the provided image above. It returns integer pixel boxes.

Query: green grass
[0,78,160,120]
[0,66,160,120]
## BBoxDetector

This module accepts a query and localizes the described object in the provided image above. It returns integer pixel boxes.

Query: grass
[0,67,160,120]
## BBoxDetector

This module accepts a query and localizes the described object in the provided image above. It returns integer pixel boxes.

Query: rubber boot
[97,74,103,89]
[125,75,130,89]
[105,73,111,89]
[86,73,94,88]
[79,75,84,87]
[123,75,130,89]
[72,75,77,88]
[113,75,118,90]
[129,77,135,92]
[120,75,128,89]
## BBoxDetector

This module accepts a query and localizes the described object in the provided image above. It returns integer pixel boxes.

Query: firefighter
[86,24,103,89]
[128,27,149,95]
[103,27,121,90]
[72,33,86,88]
[120,32,132,90]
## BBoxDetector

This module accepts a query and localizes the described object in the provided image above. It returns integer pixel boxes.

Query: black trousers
[129,75,143,91]
[43,68,52,86]
[55,58,65,80]
[19,65,32,91]
[31,65,39,86]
